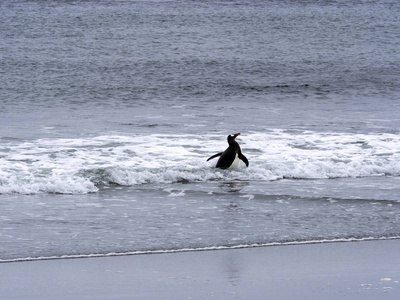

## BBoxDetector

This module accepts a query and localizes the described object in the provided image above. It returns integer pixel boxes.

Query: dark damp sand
[1,240,399,300]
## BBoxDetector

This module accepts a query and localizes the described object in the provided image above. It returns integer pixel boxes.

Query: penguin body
[207,133,249,169]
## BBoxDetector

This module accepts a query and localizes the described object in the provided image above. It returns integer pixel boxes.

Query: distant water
[1,0,400,262]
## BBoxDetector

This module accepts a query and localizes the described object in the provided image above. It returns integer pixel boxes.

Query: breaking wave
[1,130,400,194]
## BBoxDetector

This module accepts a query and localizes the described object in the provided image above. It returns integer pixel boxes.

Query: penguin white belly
[228,153,241,170]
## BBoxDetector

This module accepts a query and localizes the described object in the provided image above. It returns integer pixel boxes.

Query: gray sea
[1,0,400,262]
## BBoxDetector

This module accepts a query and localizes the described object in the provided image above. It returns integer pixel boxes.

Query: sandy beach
[1,239,399,299]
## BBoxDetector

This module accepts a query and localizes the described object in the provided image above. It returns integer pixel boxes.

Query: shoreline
[1,239,399,299]
[2,236,399,264]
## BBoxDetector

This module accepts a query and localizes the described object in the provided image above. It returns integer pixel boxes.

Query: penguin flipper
[207,152,223,161]
[238,152,249,167]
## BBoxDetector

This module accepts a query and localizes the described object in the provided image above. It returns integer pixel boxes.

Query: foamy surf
[1,131,399,194]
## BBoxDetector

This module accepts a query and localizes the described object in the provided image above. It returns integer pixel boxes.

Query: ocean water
[1,0,400,262]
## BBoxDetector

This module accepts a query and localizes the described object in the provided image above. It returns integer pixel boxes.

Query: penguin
[207,133,249,169]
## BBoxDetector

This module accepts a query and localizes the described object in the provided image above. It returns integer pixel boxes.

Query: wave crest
[1,131,399,194]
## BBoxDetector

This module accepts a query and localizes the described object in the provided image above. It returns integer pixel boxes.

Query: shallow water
[1,0,400,261]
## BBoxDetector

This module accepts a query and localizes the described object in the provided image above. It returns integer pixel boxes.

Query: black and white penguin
[207,133,249,169]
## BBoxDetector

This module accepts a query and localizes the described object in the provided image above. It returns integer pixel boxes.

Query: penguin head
[227,133,240,145]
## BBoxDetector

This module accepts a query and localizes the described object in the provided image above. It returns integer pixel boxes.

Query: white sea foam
[1,131,400,194]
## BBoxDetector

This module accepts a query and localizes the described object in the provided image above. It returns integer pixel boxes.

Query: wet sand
[1,239,399,299]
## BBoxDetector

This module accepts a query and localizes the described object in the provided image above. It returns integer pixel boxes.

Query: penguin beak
[234,133,241,138]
